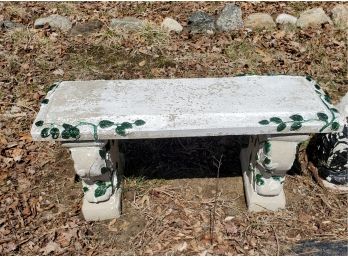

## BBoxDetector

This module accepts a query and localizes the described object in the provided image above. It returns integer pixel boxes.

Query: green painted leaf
[264,141,271,154]
[115,126,126,136]
[317,112,328,121]
[99,120,114,128]
[96,181,105,186]
[264,157,271,165]
[121,122,133,129]
[259,120,269,125]
[48,83,57,92]
[101,167,110,174]
[69,127,80,139]
[40,128,50,138]
[289,114,303,121]
[255,174,265,186]
[277,123,286,132]
[324,95,332,104]
[63,123,73,130]
[35,120,44,127]
[272,176,281,181]
[50,127,60,139]
[290,121,302,131]
[314,84,321,90]
[94,182,111,198]
[305,75,312,81]
[134,119,145,126]
[99,150,106,159]
[270,117,282,124]
[331,108,339,113]
[95,186,107,198]
[331,122,340,131]
[41,99,49,104]
[61,130,70,139]
[83,186,89,192]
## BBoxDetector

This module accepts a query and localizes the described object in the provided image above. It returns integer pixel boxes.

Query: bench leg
[241,135,309,211]
[62,140,123,221]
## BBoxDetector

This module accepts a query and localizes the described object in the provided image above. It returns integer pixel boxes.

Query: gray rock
[110,17,146,30]
[216,3,243,31]
[331,4,348,29]
[188,11,215,34]
[0,20,25,30]
[296,8,332,28]
[244,13,276,29]
[70,20,103,35]
[275,13,297,25]
[34,14,72,32]
[10,106,21,114]
[161,17,183,33]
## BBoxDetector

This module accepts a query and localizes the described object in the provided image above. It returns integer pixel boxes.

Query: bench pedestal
[63,140,123,221]
[31,76,344,220]
[241,135,309,211]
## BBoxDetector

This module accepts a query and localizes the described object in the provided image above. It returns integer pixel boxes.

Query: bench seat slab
[31,76,343,141]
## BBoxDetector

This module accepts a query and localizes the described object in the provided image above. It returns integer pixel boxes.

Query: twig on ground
[210,154,223,245]
[271,224,280,256]
[0,101,37,113]
[298,142,310,176]
[307,161,325,189]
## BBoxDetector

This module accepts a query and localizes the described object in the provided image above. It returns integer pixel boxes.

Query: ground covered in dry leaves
[0,2,347,255]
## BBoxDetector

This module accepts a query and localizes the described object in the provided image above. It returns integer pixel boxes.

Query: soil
[0,1,347,255]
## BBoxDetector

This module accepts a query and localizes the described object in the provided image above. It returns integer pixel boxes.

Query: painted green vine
[35,119,146,140]
[255,174,264,186]
[255,173,284,186]
[258,82,340,132]
[94,181,112,198]
[263,140,271,168]
[82,181,112,198]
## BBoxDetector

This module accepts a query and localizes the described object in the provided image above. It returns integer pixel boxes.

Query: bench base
[63,140,123,221]
[64,134,309,220]
[82,187,122,221]
[241,150,286,211]
[241,135,309,212]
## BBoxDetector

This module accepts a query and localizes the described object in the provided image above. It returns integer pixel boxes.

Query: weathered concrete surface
[31,76,344,141]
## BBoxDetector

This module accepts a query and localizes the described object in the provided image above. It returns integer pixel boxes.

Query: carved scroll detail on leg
[69,141,117,203]
[241,135,309,212]
[254,140,290,196]
[63,140,122,221]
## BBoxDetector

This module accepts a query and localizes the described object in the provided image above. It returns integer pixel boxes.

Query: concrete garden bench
[31,76,344,220]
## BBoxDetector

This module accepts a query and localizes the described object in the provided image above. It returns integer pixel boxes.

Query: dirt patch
[0,1,347,255]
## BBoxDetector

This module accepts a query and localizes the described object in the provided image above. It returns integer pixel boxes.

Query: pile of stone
[185,4,348,34]
[1,3,347,34]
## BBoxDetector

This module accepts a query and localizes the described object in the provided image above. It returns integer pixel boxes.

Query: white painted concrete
[63,140,122,220]
[82,187,122,221]
[241,148,286,211]
[31,76,344,141]
[31,76,345,218]
[241,134,309,212]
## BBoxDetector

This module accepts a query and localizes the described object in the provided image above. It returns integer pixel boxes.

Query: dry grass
[0,1,347,255]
